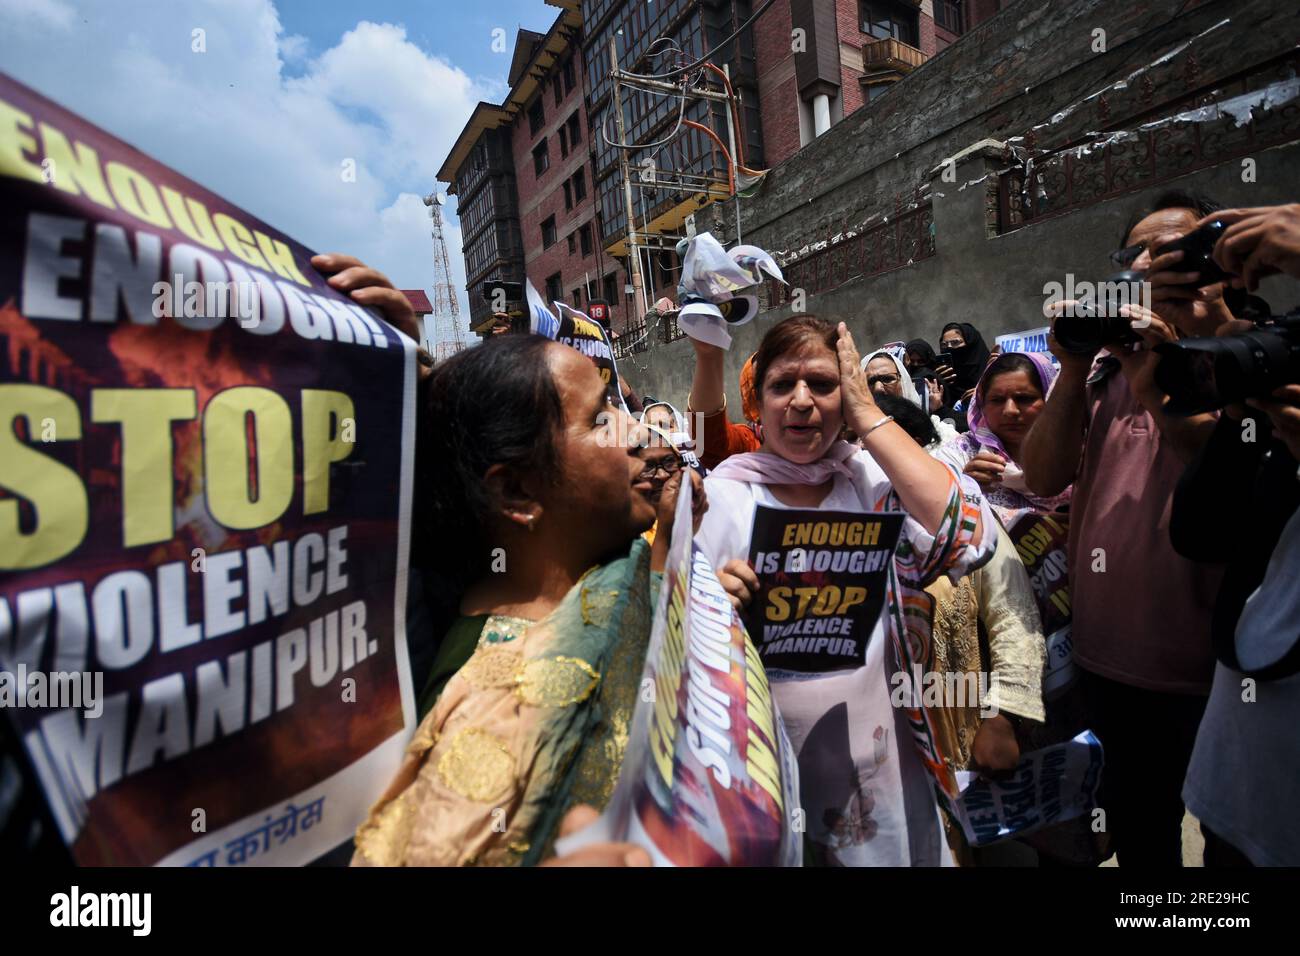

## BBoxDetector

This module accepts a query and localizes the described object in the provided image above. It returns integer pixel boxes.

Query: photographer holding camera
[1020,191,1236,867]
[1170,202,1300,866]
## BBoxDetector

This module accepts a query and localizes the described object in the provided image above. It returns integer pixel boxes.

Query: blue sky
[0,0,561,343]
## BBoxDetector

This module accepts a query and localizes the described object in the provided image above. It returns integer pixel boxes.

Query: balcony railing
[861,37,927,75]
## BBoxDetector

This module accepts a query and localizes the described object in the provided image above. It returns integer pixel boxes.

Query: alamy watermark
[0,664,103,718]
[1043,273,1152,321]
[889,666,1000,718]
[152,274,262,327]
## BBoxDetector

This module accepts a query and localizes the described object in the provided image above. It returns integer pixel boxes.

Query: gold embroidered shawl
[352,539,653,866]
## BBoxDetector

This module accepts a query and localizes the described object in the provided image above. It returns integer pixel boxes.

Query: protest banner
[0,73,417,865]
[743,507,904,674]
[953,730,1104,846]
[557,478,802,866]
[1007,511,1076,697]
[995,327,1052,353]
[525,281,625,408]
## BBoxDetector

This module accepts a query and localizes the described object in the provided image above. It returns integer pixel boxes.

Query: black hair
[875,394,937,448]
[978,353,1044,401]
[1120,189,1222,248]
[413,334,565,591]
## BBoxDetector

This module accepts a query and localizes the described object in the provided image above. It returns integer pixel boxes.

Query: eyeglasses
[635,457,682,481]
[1110,242,1148,267]
[867,373,901,388]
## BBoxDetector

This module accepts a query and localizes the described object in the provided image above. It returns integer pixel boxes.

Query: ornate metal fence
[766,199,936,307]
[998,53,1300,233]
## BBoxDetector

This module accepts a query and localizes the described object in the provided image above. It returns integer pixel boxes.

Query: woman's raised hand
[835,322,884,435]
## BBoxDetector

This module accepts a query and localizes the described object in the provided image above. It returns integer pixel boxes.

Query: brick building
[508,10,607,323]
[611,0,1300,411]
[440,0,770,338]
[582,0,765,325]
[755,0,1004,167]
[440,0,1010,337]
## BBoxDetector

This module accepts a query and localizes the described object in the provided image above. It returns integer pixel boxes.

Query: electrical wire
[600,80,690,152]
[619,0,779,82]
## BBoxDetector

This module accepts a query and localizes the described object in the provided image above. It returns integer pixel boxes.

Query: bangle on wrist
[687,392,725,417]
[860,415,895,440]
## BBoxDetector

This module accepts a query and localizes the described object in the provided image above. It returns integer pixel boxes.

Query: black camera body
[1153,218,1232,288]
[1154,310,1300,415]
[1052,270,1147,355]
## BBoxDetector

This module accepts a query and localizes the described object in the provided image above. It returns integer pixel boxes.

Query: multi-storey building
[439,105,525,334]
[755,0,1003,166]
[442,4,632,335]
[583,0,764,324]
[440,1,1004,336]
[508,9,607,323]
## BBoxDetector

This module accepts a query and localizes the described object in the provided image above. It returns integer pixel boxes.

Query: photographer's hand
[1247,385,1300,462]
[1117,303,1218,464]
[1043,300,1098,376]
[1146,233,1234,334]
[1201,204,1300,291]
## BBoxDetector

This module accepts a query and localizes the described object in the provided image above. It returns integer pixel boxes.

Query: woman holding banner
[694,315,994,866]
[313,255,706,866]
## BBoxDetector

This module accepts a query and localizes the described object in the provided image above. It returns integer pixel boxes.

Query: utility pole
[610,36,649,321]
[724,63,741,244]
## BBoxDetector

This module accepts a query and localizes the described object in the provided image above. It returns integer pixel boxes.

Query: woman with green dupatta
[343,331,704,866]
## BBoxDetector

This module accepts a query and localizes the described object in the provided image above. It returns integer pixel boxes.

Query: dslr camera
[1145,218,1300,414]
[1155,309,1300,415]
[1054,219,1235,356]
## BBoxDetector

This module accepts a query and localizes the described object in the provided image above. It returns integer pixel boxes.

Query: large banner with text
[0,73,417,865]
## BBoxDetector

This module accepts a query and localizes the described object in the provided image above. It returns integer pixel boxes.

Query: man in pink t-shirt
[1021,190,1237,867]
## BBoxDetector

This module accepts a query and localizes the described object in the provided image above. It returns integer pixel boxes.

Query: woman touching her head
[694,315,994,866]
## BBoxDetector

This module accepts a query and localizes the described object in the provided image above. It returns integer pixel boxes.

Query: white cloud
[0,0,76,29]
[0,0,483,330]
[279,32,308,63]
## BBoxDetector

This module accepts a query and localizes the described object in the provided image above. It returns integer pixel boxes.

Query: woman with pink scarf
[694,316,995,866]
[933,351,1071,526]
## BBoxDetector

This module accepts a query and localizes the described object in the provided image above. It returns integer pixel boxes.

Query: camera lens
[1154,317,1300,415]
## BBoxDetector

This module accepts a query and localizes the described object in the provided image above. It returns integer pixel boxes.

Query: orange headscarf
[740,352,759,423]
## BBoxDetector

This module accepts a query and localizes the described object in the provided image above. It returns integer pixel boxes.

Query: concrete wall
[617,0,1300,414]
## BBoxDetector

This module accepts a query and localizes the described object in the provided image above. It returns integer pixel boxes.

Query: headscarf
[939,322,992,394]
[739,353,759,423]
[640,401,687,435]
[904,339,937,369]
[641,404,703,473]
[862,348,922,407]
[864,348,959,444]
[709,438,860,488]
[941,351,1070,524]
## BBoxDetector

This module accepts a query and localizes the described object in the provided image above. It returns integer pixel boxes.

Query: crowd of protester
[5,191,1299,869]
[339,192,1300,868]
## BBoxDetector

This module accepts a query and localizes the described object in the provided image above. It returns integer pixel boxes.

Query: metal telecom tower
[423,192,467,362]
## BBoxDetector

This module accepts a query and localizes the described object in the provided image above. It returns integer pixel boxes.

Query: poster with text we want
[0,73,417,865]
